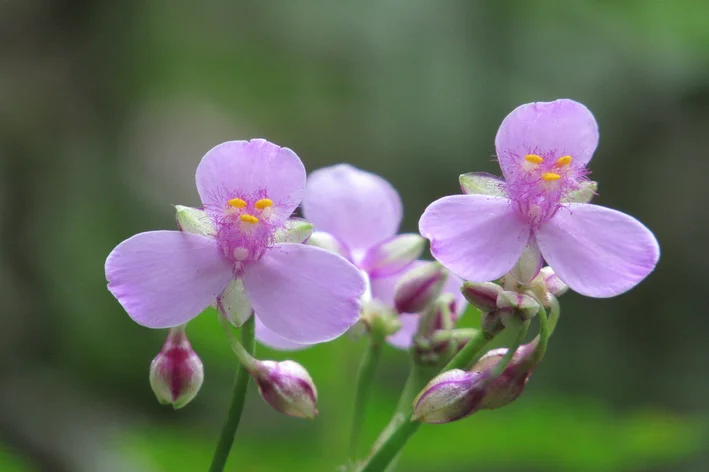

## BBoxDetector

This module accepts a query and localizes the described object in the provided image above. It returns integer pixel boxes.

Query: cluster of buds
[412,339,540,423]
[393,262,475,365]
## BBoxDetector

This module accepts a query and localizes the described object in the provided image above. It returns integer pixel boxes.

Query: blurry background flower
[0,1,707,471]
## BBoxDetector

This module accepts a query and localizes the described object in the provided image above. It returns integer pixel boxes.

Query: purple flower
[105,140,366,344]
[419,99,660,297]
[256,164,428,350]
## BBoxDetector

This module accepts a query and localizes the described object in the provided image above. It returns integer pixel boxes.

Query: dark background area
[1,1,708,471]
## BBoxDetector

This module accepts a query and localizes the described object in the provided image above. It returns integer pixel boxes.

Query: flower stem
[209,315,256,472]
[358,328,494,472]
[349,333,385,461]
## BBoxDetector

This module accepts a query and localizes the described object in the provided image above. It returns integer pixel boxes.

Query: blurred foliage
[1,0,708,471]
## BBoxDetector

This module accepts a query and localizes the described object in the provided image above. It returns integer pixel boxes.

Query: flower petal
[255,318,308,351]
[535,203,660,297]
[242,243,366,343]
[195,139,306,219]
[302,164,402,252]
[419,195,531,282]
[106,231,233,328]
[495,99,599,179]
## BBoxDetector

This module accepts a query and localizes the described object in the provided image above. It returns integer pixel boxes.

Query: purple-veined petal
[302,164,402,251]
[359,233,425,279]
[106,231,233,328]
[255,318,308,351]
[419,195,531,283]
[535,203,660,298]
[195,139,306,220]
[242,243,365,344]
[495,99,599,180]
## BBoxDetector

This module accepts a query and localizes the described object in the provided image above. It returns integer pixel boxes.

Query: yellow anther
[240,214,259,224]
[541,172,561,181]
[555,155,572,167]
[228,198,247,209]
[525,154,544,164]
[255,198,273,210]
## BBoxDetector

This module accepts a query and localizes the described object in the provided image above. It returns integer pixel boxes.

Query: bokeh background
[1,1,708,471]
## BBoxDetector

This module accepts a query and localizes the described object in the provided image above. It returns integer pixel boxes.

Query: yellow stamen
[228,198,247,209]
[525,154,544,164]
[541,172,561,181]
[240,214,259,224]
[255,198,273,210]
[555,155,572,167]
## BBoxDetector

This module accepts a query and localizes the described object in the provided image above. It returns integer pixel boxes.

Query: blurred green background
[1,1,708,471]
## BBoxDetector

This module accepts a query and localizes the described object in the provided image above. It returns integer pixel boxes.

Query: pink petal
[495,99,599,179]
[195,139,306,219]
[535,203,660,297]
[303,164,402,252]
[242,243,365,344]
[255,318,308,351]
[106,231,233,328]
[419,195,531,282]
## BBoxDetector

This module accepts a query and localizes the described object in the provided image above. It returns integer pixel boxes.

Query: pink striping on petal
[535,203,660,297]
[243,243,366,344]
[106,231,233,328]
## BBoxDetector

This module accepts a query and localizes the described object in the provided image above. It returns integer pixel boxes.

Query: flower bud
[472,340,538,410]
[307,231,351,259]
[394,262,448,314]
[461,281,503,312]
[495,291,539,328]
[359,234,426,278]
[360,299,402,337]
[411,369,486,423]
[250,360,318,419]
[149,327,204,409]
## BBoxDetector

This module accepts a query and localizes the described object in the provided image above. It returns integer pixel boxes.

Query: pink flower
[419,99,660,297]
[256,165,434,350]
[105,140,366,344]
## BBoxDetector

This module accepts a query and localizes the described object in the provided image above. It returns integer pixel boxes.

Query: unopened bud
[411,369,486,423]
[461,281,503,312]
[529,267,569,304]
[250,360,318,419]
[307,231,350,259]
[149,327,204,409]
[394,262,448,313]
[472,340,538,410]
[495,291,539,328]
[359,299,402,337]
[359,234,426,278]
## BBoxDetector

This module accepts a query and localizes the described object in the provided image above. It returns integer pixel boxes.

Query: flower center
[214,193,281,267]
[507,153,583,227]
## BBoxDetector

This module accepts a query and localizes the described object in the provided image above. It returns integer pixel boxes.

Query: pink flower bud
[149,327,204,409]
[495,291,539,328]
[527,267,568,307]
[411,370,486,424]
[472,341,538,410]
[250,360,318,419]
[393,262,448,313]
[461,281,503,313]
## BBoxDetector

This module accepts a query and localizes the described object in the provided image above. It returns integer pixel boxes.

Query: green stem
[349,333,385,461]
[358,329,493,472]
[209,316,256,472]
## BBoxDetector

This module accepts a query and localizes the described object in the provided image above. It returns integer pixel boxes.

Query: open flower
[256,164,426,350]
[105,139,366,344]
[419,99,660,297]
